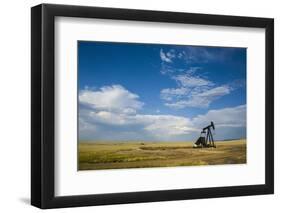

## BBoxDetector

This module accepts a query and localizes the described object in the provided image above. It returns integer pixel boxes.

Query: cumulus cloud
[191,105,246,140]
[79,108,197,141]
[79,84,246,141]
[80,110,196,140]
[79,85,197,141]
[192,105,246,128]
[79,85,144,114]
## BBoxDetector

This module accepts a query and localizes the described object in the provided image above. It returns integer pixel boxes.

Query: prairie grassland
[78,139,246,170]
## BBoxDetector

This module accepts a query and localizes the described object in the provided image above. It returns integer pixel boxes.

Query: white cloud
[196,85,230,97]
[165,85,231,109]
[159,57,233,109]
[160,47,231,69]
[79,108,197,141]
[160,47,220,65]
[172,74,213,87]
[188,85,231,108]
[192,105,246,128]
[181,46,228,64]
[159,49,230,109]
[160,87,189,101]
[79,85,143,114]
[79,84,246,141]
[139,114,195,132]
[160,49,175,63]
[190,105,246,140]
[79,84,200,141]
[158,47,238,110]
[160,65,231,109]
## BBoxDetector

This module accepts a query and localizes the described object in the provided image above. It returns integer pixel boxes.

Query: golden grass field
[78,139,246,170]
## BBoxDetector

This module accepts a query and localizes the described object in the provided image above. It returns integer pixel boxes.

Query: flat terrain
[78,139,246,170]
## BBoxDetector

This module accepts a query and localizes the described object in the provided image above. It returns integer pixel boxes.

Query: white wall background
[0,0,279,212]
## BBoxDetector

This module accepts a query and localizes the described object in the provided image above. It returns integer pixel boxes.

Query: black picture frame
[31,3,274,209]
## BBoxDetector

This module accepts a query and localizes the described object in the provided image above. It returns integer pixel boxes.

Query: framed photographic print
[31,4,274,209]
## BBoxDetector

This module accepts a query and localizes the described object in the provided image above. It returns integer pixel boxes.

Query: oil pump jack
[193,121,216,148]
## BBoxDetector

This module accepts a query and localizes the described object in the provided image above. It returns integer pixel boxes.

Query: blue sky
[78,41,246,141]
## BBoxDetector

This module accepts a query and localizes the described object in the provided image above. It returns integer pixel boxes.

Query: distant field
[78,139,246,170]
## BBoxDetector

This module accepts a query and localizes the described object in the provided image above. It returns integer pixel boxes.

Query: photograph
[78,41,247,170]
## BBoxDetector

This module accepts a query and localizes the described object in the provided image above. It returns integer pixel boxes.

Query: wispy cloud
[159,48,237,109]
[172,73,213,87]
[160,47,228,65]
[160,70,231,109]
[165,85,231,109]
[160,87,189,101]
[160,49,175,63]
[184,46,235,64]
